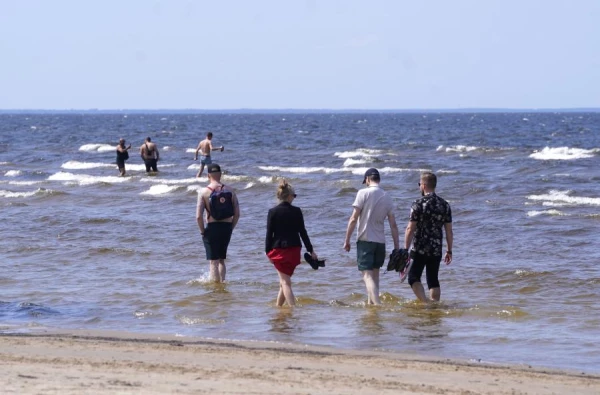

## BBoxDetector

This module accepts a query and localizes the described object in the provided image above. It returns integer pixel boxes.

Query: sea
[1,112,599,373]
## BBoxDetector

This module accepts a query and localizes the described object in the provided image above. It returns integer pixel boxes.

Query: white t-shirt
[352,185,393,244]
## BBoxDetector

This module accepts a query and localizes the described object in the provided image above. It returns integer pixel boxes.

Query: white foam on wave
[0,162,10,166]
[343,158,369,166]
[9,180,43,186]
[186,148,197,153]
[259,165,425,176]
[0,188,52,198]
[527,209,565,217]
[48,172,129,185]
[187,185,202,193]
[4,170,22,177]
[140,177,200,185]
[334,148,383,158]
[79,143,116,153]
[258,176,274,183]
[529,147,597,160]
[438,145,479,153]
[244,182,255,189]
[527,190,600,207]
[126,164,149,171]
[259,166,345,174]
[437,169,459,174]
[62,161,115,170]
[140,184,181,195]
[346,166,427,175]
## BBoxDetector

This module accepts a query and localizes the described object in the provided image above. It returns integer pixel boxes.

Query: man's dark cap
[207,163,221,174]
[362,168,380,184]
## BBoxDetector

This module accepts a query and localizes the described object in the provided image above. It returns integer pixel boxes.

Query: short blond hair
[420,172,437,188]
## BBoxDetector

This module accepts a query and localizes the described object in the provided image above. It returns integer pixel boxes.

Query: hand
[220,146,225,152]
[444,251,452,265]
[343,241,351,252]
[311,251,318,261]
[194,157,197,161]
[127,144,131,149]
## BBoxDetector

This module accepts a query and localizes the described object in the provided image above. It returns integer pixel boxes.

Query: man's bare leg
[362,270,381,305]
[218,259,226,282]
[209,260,220,283]
[430,287,440,301]
[196,163,205,178]
[277,271,295,306]
[411,281,430,303]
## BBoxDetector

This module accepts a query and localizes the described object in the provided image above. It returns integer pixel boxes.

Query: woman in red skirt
[265,180,318,306]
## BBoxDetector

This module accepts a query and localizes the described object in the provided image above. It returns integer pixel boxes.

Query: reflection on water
[358,308,385,336]
[269,308,296,334]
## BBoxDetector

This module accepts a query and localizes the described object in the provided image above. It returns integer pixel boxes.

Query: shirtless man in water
[140,137,160,173]
[194,132,224,178]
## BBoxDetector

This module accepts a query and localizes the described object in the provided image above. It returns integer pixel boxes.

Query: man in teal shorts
[344,168,400,305]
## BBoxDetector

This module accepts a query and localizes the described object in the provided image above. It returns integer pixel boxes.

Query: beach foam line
[259,166,428,175]
[48,172,129,185]
[4,170,22,177]
[140,184,182,195]
[529,147,598,160]
[140,177,201,185]
[437,145,515,153]
[79,143,116,153]
[343,158,369,167]
[8,180,44,186]
[527,209,566,217]
[62,161,115,170]
[527,190,600,207]
[334,148,383,158]
[0,188,57,198]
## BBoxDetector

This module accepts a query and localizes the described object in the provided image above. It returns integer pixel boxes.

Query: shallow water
[1,112,599,373]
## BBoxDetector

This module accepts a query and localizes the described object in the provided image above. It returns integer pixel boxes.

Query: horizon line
[1,107,600,113]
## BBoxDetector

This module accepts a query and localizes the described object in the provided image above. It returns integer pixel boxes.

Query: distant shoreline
[1,108,599,114]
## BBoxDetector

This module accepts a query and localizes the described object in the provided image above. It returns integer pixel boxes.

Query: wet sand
[1,329,598,394]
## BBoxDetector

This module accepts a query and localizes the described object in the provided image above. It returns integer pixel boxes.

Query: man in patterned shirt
[404,172,453,303]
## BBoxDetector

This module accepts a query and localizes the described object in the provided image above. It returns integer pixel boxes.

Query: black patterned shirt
[409,193,452,257]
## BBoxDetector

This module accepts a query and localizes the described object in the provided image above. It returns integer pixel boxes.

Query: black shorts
[116,159,125,169]
[407,252,442,289]
[144,159,158,172]
[203,222,233,260]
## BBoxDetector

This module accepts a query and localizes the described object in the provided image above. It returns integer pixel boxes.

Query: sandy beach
[1,330,598,394]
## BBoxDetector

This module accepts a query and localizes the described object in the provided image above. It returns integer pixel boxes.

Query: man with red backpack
[196,164,241,282]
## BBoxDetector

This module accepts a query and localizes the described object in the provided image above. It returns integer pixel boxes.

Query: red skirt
[267,247,301,276]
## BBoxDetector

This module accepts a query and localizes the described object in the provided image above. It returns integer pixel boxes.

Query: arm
[196,192,206,235]
[265,210,273,254]
[387,212,400,250]
[343,207,361,252]
[404,221,417,250]
[231,192,240,230]
[194,142,202,160]
[298,209,314,254]
[155,146,159,161]
[444,222,453,264]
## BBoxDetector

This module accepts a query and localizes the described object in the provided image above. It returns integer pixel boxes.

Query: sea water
[1,112,599,373]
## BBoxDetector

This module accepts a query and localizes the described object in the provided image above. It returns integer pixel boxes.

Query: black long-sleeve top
[265,202,313,254]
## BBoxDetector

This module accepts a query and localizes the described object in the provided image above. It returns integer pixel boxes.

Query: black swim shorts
[203,222,233,260]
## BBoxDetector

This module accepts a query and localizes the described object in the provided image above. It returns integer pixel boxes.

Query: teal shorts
[356,240,386,271]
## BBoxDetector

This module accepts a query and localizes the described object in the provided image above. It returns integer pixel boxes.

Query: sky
[1,0,599,110]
